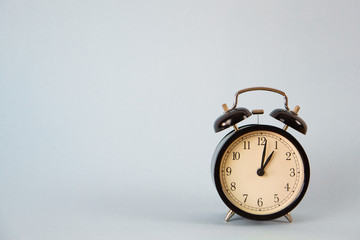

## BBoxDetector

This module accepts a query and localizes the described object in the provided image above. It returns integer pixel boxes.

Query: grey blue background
[1,0,359,239]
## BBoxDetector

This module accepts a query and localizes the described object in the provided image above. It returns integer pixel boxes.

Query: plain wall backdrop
[1,0,359,239]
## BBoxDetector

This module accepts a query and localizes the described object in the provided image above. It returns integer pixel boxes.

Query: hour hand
[263,151,275,170]
[257,150,274,176]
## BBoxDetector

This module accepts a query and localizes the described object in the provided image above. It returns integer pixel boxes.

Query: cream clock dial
[212,125,310,221]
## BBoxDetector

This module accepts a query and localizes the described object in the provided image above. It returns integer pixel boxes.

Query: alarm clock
[211,87,310,223]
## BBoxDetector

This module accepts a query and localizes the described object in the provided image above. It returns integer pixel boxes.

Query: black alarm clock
[211,87,310,223]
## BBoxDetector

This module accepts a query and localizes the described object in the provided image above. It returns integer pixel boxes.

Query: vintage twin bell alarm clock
[211,87,310,223]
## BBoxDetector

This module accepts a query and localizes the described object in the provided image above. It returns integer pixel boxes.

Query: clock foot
[284,213,293,223]
[225,209,235,222]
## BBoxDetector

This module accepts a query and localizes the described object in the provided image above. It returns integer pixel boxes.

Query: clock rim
[213,124,310,221]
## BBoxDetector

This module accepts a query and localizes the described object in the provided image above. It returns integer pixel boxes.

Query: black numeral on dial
[289,168,295,177]
[257,137,267,145]
[243,141,250,150]
[274,194,279,203]
[243,194,248,203]
[232,152,240,160]
[230,182,236,191]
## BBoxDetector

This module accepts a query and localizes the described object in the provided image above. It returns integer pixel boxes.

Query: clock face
[214,125,309,220]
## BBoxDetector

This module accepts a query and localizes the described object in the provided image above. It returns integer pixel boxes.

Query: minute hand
[260,140,267,168]
[262,151,275,170]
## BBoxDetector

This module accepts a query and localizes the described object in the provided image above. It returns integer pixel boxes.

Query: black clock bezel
[213,124,310,221]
